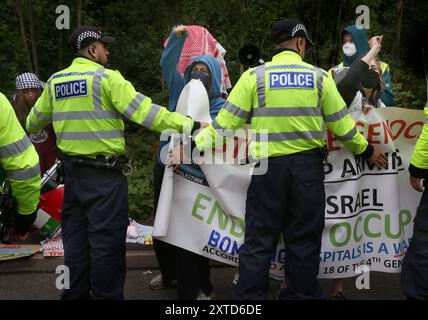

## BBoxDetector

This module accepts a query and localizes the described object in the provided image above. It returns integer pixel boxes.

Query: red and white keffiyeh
[164,25,232,94]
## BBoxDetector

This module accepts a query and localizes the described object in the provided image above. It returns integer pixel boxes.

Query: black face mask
[190,70,211,92]
[361,69,380,89]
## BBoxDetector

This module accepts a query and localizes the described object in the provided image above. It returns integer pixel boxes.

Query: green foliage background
[0,0,426,220]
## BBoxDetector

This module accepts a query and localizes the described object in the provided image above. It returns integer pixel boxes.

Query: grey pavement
[0,230,405,300]
[0,262,405,300]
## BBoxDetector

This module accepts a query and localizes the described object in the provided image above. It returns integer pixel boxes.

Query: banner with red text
[154,108,424,278]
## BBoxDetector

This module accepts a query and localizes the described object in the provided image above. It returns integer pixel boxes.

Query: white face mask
[342,43,357,57]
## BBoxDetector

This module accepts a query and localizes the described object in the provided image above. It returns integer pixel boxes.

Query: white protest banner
[152,80,210,237]
[154,107,424,279]
[318,108,423,278]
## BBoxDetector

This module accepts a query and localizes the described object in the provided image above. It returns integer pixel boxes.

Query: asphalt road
[0,267,405,300]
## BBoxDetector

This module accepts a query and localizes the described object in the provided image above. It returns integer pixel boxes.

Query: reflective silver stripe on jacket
[7,164,40,180]
[56,130,124,140]
[323,106,349,123]
[313,67,324,109]
[142,104,161,128]
[47,77,54,109]
[223,101,250,120]
[211,119,234,138]
[33,106,51,123]
[335,127,357,141]
[123,93,146,119]
[255,65,267,109]
[28,118,42,131]
[0,135,32,158]
[53,110,120,121]
[92,68,105,111]
[251,130,323,142]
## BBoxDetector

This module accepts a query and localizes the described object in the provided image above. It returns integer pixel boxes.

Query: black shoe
[276,287,287,300]
[329,292,347,300]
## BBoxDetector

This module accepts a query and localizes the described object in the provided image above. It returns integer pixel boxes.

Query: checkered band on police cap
[291,24,308,37]
[271,18,313,46]
[69,26,116,53]
[77,30,101,50]
[15,73,44,90]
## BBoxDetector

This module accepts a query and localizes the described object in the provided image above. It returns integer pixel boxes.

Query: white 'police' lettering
[54,80,88,100]
[269,72,314,89]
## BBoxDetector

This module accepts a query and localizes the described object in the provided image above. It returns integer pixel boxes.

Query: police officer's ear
[88,44,97,59]
[296,37,305,58]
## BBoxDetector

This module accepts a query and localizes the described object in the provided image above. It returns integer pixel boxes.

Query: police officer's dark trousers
[61,161,128,300]
[401,183,428,299]
[232,151,325,300]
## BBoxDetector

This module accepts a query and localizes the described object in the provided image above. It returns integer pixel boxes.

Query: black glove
[191,120,201,135]
[359,144,374,159]
[14,210,37,235]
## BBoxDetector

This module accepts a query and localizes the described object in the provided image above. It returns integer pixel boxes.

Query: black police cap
[271,18,313,46]
[68,26,116,53]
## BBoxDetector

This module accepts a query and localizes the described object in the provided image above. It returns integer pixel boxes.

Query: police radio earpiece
[238,44,265,68]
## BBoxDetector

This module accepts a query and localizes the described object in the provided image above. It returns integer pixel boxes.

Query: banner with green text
[154,107,424,279]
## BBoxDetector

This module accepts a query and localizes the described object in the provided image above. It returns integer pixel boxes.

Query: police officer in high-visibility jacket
[401,70,428,299]
[193,19,388,300]
[0,92,41,240]
[26,26,200,300]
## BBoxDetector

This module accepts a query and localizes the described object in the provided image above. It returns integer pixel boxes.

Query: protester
[150,24,226,300]
[13,73,59,174]
[328,35,385,299]
[163,25,231,96]
[330,25,394,106]
[335,36,386,115]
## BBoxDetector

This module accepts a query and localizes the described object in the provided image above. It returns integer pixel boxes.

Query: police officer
[0,92,41,241]
[192,19,388,299]
[26,26,200,300]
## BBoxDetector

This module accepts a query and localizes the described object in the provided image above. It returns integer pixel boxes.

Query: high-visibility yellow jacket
[26,57,194,157]
[409,105,428,178]
[0,93,41,215]
[195,50,369,158]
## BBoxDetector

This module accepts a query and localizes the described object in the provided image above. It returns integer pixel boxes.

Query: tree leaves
[0,0,426,219]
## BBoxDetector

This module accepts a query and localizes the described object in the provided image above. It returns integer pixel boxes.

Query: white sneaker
[232,271,239,285]
[196,290,215,300]
[150,274,164,290]
[149,274,176,290]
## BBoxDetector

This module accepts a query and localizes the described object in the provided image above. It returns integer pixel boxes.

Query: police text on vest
[54,80,88,100]
[269,72,314,89]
